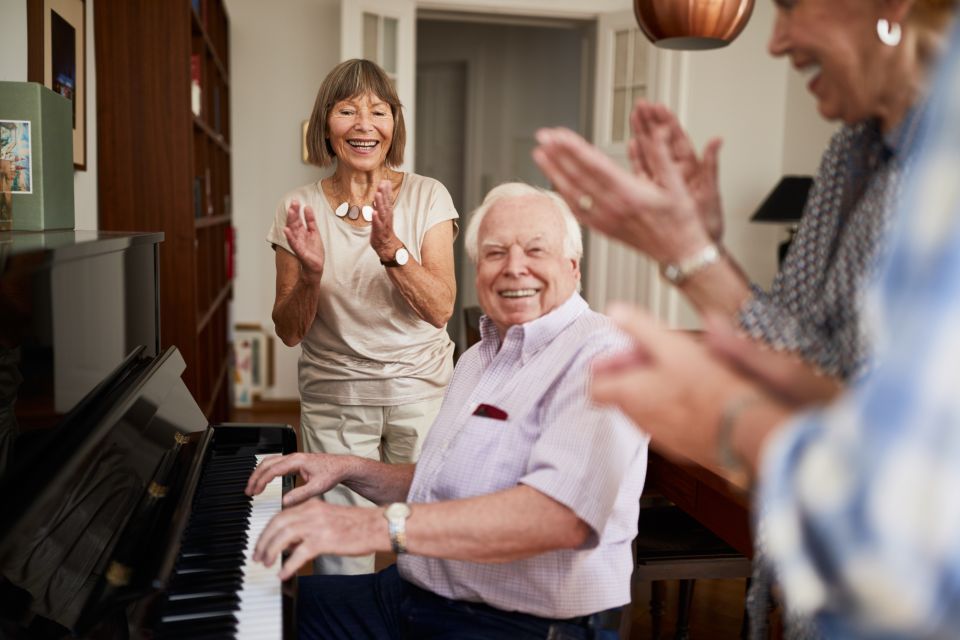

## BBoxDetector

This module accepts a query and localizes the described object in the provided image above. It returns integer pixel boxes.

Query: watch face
[395,247,409,266]
[386,502,411,519]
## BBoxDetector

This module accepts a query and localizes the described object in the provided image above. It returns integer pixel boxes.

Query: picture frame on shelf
[26,0,87,170]
[233,323,274,408]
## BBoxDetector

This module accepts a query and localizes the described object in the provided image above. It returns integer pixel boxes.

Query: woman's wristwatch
[380,244,409,267]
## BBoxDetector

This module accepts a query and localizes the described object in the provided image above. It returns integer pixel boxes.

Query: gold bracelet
[717,394,762,486]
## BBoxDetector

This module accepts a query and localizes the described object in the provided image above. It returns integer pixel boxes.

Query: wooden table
[645,451,754,558]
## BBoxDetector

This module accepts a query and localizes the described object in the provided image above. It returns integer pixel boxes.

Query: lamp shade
[751,176,813,224]
[634,0,756,50]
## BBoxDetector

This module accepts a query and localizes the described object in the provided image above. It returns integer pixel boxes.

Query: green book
[0,81,74,231]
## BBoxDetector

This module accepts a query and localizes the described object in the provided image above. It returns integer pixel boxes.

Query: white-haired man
[246,182,649,639]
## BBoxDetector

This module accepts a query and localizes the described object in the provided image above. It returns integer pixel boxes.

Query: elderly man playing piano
[246,182,649,640]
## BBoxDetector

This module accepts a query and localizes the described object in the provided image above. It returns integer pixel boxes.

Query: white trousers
[299,396,444,575]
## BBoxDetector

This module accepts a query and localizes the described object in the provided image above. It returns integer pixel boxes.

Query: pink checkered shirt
[398,294,649,618]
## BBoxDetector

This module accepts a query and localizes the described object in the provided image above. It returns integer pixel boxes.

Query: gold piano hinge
[106,562,131,587]
[147,482,168,498]
[174,432,190,445]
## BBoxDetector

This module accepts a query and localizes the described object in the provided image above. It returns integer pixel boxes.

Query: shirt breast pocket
[432,413,537,500]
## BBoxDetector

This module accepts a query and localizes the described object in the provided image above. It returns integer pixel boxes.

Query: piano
[0,231,297,638]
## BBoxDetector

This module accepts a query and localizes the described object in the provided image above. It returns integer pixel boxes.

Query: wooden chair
[623,500,753,639]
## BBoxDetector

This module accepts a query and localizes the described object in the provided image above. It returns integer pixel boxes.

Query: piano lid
[0,346,209,634]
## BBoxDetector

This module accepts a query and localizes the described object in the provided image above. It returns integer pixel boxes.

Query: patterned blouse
[742,109,924,639]
[739,109,923,380]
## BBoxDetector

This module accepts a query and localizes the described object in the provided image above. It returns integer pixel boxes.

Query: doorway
[415,12,593,352]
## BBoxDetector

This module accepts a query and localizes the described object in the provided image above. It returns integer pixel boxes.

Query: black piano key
[176,554,245,573]
[162,594,241,617]
[153,447,283,637]
[169,576,244,594]
[155,614,238,637]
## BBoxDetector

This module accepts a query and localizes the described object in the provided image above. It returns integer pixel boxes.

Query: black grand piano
[0,231,296,638]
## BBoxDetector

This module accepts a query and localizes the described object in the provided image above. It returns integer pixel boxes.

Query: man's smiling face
[476,194,580,338]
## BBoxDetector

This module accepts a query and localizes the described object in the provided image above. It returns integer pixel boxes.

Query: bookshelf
[95,0,233,423]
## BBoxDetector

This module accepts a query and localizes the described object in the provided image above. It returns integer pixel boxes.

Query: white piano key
[234,454,284,640]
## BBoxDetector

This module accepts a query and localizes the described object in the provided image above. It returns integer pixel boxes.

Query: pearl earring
[877,18,901,47]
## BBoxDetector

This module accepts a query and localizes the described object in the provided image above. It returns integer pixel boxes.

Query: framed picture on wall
[26,0,86,170]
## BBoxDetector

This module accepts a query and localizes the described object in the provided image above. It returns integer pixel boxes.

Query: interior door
[588,9,692,327]
[341,0,417,171]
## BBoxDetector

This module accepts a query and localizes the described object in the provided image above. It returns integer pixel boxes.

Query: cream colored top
[267,173,458,405]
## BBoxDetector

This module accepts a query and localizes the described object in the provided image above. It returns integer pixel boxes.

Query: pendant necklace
[330,178,375,222]
[334,201,374,222]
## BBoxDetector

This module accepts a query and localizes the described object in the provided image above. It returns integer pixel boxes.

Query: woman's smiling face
[326,91,394,172]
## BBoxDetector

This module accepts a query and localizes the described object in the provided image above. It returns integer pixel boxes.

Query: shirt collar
[478,293,588,363]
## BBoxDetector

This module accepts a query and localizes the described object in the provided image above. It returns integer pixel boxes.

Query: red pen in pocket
[473,403,508,421]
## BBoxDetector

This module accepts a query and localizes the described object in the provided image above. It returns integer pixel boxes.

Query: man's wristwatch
[660,243,721,285]
[383,502,411,554]
[380,245,409,267]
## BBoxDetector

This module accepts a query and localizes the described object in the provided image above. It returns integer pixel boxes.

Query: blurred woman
[266,59,457,575]
[534,0,955,635]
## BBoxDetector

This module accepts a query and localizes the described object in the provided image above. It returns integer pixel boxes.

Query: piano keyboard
[154,453,283,639]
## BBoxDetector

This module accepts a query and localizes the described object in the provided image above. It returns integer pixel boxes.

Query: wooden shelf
[193,116,230,153]
[195,213,231,229]
[205,357,230,417]
[198,281,231,334]
[97,0,233,424]
[190,2,229,81]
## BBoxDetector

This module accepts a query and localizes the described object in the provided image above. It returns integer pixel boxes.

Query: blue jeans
[299,564,620,640]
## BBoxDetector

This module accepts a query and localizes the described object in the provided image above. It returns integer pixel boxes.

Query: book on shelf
[212,85,221,134]
[193,176,203,218]
[205,167,213,216]
[190,54,201,117]
[225,225,234,280]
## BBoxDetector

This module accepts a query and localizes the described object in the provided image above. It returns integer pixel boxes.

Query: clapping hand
[590,304,757,466]
[532,126,711,265]
[703,315,842,409]
[630,101,724,242]
[282,200,325,280]
[371,179,401,261]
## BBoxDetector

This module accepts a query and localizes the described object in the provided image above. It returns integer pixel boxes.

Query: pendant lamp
[634,0,756,50]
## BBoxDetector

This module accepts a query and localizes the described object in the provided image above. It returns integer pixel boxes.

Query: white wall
[227,0,835,400]
[0,1,28,82]
[225,0,339,400]
[0,0,98,230]
[419,0,629,18]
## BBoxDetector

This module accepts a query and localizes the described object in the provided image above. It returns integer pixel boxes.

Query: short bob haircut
[464,182,583,264]
[305,59,406,168]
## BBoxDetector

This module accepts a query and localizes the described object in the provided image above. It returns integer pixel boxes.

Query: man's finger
[282,483,319,507]
[279,543,314,581]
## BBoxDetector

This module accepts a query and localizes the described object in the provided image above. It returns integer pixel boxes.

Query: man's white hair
[463,182,584,264]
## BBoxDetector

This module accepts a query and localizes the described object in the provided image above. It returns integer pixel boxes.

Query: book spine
[190,54,202,117]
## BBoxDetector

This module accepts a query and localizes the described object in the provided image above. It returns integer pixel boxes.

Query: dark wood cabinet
[95,0,232,422]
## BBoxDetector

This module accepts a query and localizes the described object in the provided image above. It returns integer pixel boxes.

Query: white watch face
[395,247,409,266]
[385,502,411,520]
